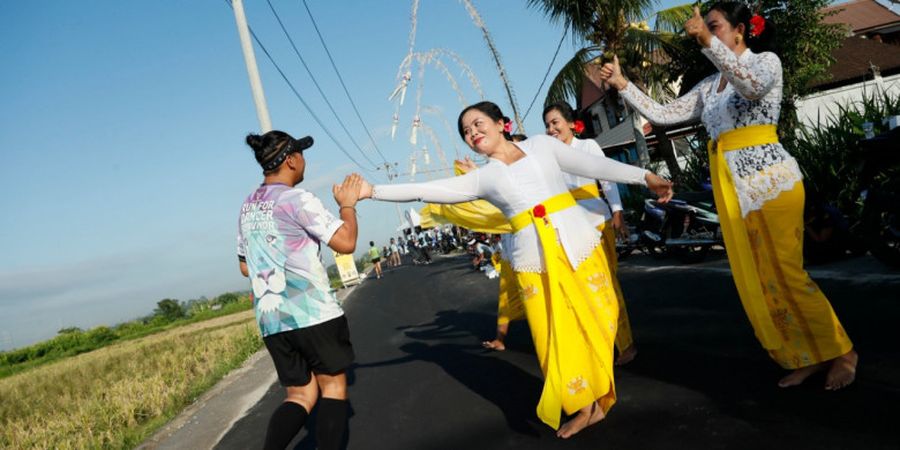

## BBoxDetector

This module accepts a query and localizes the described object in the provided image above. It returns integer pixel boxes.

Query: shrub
[791,91,900,213]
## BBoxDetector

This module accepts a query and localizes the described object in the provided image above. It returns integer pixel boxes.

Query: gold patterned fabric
[710,125,852,365]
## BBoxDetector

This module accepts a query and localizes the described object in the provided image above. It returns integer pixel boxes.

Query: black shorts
[263,315,355,387]
[371,257,381,263]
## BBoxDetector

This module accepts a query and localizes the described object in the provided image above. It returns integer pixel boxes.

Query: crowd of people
[234,3,857,448]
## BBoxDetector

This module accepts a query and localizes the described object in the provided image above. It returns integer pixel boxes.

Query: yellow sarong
[495,257,525,325]
[435,180,634,353]
[710,125,853,367]
[598,220,634,352]
[567,182,634,352]
[510,193,618,429]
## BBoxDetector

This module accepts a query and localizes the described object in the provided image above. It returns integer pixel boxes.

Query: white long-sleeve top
[562,137,623,227]
[619,36,803,216]
[372,135,648,272]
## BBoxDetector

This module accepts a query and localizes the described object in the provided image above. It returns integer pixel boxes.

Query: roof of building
[580,63,607,110]
[822,0,900,33]
[810,35,900,90]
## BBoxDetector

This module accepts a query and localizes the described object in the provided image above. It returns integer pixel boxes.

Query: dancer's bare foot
[778,363,825,388]
[481,339,506,351]
[825,350,857,391]
[556,401,605,439]
[614,345,637,366]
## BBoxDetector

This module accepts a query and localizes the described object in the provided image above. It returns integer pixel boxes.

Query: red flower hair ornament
[503,120,513,133]
[573,120,585,135]
[749,15,765,37]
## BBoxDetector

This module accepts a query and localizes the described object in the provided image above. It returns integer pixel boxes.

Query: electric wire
[302,0,391,164]
[224,0,377,173]
[522,25,569,122]
[265,0,381,168]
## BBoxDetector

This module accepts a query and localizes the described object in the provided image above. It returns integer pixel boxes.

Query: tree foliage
[154,299,185,321]
[528,0,695,108]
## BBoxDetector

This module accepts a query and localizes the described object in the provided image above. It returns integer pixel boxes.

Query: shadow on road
[352,310,544,437]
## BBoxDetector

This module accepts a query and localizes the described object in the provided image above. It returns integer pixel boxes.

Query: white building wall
[796,73,900,127]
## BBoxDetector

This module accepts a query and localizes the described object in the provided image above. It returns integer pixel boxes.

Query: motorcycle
[634,190,723,263]
[853,127,900,267]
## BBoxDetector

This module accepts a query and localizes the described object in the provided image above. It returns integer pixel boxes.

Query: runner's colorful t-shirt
[237,183,344,337]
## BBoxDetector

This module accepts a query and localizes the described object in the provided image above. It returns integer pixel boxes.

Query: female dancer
[598,2,856,390]
[356,101,673,437]
[544,101,637,365]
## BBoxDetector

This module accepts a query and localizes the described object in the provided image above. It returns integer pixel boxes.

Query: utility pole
[231,0,272,132]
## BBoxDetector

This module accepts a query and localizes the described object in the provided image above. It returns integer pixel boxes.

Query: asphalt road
[216,251,900,450]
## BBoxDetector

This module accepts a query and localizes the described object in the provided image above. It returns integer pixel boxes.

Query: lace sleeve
[372,171,481,204]
[701,36,781,101]
[619,79,705,126]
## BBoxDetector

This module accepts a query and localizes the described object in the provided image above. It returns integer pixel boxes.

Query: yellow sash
[569,183,605,201]
[708,124,780,349]
[509,191,577,233]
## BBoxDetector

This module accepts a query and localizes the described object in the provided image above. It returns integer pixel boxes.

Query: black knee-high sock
[315,398,349,450]
[264,401,308,450]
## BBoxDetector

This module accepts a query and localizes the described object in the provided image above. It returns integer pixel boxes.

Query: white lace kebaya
[619,36,803,216]
[372,135,648,273]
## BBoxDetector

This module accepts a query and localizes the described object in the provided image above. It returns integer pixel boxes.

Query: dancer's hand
[454,156,477,174]
[333,173,362,207]
[685,6,712,47]
[598,55,628,91]
[611,211,629,240]
[644,172,674,203]
[359,177,374,200]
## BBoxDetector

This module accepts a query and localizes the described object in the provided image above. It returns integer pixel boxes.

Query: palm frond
[615,0,658,23]
[620,26,684,65]
[543,46,600,108]
[654,3,695,34]
[525,0,599,39]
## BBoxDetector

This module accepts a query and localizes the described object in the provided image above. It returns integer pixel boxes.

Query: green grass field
[0,310,263,449]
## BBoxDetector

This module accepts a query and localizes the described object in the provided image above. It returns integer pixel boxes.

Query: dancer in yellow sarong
[356,101,673,437]
[544,101,638,366]
[439,130,636,358]
[599,2,856,390]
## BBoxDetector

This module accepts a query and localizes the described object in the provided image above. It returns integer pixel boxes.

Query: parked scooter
[636,190,723,263]
[853,127,900,267]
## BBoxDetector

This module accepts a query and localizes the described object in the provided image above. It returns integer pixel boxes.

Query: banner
[333,251,361,287]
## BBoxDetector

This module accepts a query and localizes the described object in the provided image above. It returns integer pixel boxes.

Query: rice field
[0,310,262,449]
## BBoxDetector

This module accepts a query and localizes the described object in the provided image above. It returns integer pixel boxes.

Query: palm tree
[527,0,696,178]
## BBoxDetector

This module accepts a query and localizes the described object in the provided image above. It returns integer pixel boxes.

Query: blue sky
[0,0,884,350]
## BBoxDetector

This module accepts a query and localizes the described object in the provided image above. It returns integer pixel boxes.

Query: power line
[265,0,381,168]
[522,25,569,123]
[302,0,390,164]
[223,0,376,174]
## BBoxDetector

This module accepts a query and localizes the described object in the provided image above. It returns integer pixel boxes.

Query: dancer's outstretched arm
[541,136,673,202]
[362,171,481,204]
[580,139,624,214]
[598,55,707,126]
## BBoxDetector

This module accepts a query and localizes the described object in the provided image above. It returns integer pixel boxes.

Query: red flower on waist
[533,204,547,218]
[750,15,765,37]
